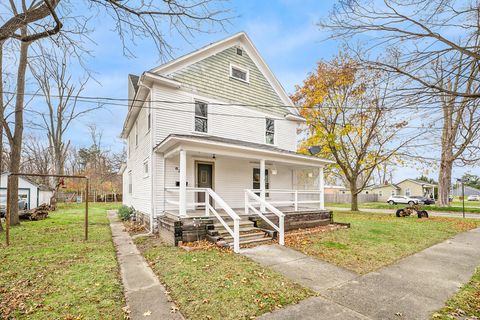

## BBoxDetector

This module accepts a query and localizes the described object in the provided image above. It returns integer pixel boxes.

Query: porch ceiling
[154,134,333,167]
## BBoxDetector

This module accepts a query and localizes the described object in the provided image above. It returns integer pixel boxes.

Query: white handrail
[249,189,325,210]
[165,187,241,253]
[245,189,285,245]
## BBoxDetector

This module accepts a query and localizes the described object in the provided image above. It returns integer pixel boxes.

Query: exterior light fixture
[308,146,321,155]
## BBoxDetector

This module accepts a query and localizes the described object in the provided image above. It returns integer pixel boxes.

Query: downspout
[139,75,155,234]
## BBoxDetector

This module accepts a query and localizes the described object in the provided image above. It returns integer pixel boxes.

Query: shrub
[118,205,134,221]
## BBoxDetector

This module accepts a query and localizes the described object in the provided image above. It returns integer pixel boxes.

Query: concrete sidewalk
[250,228,480,320]
[107,210,183,320]
[242,245,358,293]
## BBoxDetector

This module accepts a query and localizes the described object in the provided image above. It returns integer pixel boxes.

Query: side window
[391,190,396,196]
[379,190,383,197]
[253,168,269,196]
[147,104,151,132]
[195,101,208,133]
[135,122,138,147]
[405,188,411,196]
[143,158,149,177]
[265,118,275,145]
[128,171,132,194]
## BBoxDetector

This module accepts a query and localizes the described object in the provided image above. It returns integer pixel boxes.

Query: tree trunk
[350,180,359,211]
[438,158,453,207]
[8,37,29,225]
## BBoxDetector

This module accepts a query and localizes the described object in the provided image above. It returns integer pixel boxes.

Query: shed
[0,173,53,209]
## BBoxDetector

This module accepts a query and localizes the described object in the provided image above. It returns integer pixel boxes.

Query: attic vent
[236,48,243,56]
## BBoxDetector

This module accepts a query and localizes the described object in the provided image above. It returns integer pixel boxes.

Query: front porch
[154,134,333,252]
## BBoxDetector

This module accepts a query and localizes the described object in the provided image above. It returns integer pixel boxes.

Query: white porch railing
[244,189,285,246]
[250,189,325,211]
[165,187,241,253]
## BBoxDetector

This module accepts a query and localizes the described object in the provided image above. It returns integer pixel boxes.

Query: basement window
[230,64,249,82]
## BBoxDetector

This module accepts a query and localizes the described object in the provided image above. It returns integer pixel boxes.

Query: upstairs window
[236,48,243,56]
[195,101,208,133]
[265,118,275,144]
[230,64,249,82]
[135,122,138,147]
[147,104,151,132]
[143,158,149,177]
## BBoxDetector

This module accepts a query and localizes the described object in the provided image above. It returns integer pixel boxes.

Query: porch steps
[207,217,274,248]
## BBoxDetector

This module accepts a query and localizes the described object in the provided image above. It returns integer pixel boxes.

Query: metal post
[5,174,11,246]
[85,178,89,241]
[462,181,465,219]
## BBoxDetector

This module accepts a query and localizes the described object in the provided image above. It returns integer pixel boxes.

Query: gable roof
[397,179,437,187]
[368,183,400,190]
[151,32,294,108]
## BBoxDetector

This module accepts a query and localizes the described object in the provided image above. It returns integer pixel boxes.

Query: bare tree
[29,45,98,203]
[322,0,480,98]
[0,0,230,225]
[435,56,480,205]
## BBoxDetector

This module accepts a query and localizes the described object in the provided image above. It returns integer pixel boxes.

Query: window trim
[265,118,275,145]
[229,63,249,83]
[194,100,208,133]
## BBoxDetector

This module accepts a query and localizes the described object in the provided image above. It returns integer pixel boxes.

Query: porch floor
[164,206,330,218]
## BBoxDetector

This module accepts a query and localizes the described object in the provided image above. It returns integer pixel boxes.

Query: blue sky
[59,0,477,182]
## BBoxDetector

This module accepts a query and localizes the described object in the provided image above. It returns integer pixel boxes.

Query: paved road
[247,228,480,320]
[329,206,480,219]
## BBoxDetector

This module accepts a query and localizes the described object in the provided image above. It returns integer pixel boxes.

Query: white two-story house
[120,32,332,252]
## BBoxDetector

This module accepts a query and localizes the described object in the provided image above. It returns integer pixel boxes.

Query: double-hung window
[265,118,275,145]
[195,101,208,133]
[253,168,269,197]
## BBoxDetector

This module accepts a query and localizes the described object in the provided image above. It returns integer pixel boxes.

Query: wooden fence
[325,193,378,203]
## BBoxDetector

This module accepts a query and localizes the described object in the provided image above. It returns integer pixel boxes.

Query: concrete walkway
[107,211,183,320]
[247,228,480,320]
[242,245,358,293]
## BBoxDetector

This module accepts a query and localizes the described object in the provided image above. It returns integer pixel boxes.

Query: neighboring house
[120,32,332,252]
[0,173,54,209]
[365,179,436,202]
[452,184,480,197]
[324,185,347,194]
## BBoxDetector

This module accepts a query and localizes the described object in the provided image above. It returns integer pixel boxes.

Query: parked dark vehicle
[410,196,435,205]
[0,195,28,218]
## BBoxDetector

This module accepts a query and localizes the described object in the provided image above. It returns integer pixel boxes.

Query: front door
[196,162,213,206]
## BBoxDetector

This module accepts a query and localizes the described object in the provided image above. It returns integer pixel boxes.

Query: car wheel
[396,209,404,217]
[417,211,428,218]
[388,200,395,205]
[408,201,415,206]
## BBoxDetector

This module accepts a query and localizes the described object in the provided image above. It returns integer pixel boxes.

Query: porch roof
[154,134,333,166]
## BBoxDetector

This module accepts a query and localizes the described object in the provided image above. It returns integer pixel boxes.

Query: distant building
[363,179,436,202]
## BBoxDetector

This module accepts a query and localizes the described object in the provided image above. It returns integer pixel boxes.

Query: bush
[118,205,134,221]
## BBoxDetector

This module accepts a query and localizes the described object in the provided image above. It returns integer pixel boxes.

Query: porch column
[319,166,325,210]
[260,159,266,213]
[179,149,187,217]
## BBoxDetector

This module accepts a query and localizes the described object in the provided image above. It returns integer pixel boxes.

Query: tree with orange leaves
[292,53,419,211]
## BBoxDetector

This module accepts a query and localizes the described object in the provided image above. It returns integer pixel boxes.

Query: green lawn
[286,211,479,274]
[433,267,480,319]
[135,237,314,320]
[0,203,125,319]
[326,201,480,213]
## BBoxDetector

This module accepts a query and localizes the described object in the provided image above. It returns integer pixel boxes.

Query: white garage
[0,173,54,209]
